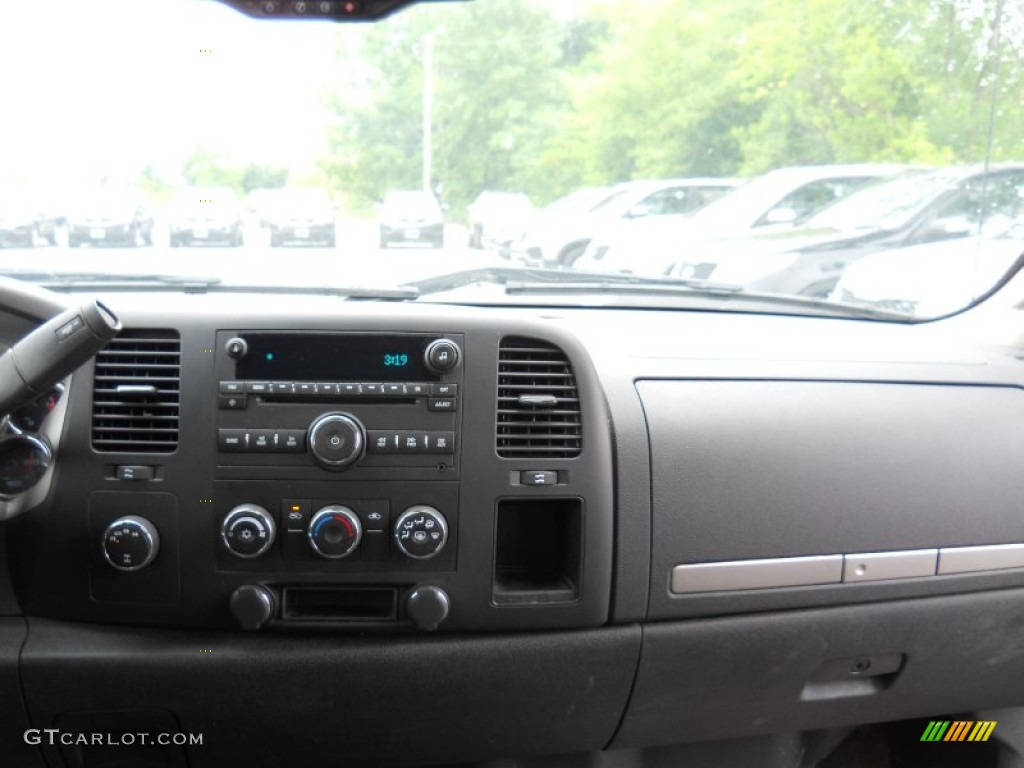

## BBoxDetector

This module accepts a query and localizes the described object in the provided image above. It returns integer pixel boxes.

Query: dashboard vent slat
[91,329,181,453]
[496,338,582,459]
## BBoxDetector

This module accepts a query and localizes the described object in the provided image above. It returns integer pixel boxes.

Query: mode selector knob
[308,506,362,559]
[424,338,460,373]
[102,515,160,572]
[221,504,276,559]
[393,505,448,560]
[308,412,365,469]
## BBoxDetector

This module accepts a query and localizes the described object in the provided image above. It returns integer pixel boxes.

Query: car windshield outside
[0,0,1021,319]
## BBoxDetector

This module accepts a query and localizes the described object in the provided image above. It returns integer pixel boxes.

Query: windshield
[1,0,1021,319]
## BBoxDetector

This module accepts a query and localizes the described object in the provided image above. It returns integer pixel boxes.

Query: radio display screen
[235,333,441,382]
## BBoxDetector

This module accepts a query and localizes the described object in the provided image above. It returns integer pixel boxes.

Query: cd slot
[261,396,419,405]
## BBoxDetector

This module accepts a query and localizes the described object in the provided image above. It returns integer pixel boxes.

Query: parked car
[668,164,1024,297]
[66,188,154,247]
[467,191,534,250]
[581,164,911,275]
[830,219,1024,317]
[262,188,337,247]
[167,187,245,247]
[379,190,445,248]
[0,187,62,248]
[513,178,741,268]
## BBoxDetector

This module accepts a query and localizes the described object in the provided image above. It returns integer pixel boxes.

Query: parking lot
[0,220,501,290]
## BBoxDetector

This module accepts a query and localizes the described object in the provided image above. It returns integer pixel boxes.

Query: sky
[0,0,341,187]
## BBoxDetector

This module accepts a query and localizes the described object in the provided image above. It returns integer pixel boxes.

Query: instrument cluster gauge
[6,383,64,434]
[0,434,52,496]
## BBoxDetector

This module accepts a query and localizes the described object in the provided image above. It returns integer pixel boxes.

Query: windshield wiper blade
[4,271,419,299]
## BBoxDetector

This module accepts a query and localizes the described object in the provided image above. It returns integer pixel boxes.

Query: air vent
[92,330,181,453]
[496,338,582,458]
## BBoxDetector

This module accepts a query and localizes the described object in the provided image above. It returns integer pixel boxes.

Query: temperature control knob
[221,504,276,559]
[308,412,365,469]
[308,505,362,559]
[393,505,448,560]
[102,515,160,572]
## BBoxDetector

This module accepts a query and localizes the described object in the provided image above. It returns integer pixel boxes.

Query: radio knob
[308,412,365,469]
[393,505,448,560]
[308,505,362,559]
[424,338,460,373]
[221,504,276,559]
[102,515,160,572]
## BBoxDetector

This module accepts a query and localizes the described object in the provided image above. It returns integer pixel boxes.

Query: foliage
[181,148,289,196]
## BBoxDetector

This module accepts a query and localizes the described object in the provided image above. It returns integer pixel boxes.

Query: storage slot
[493,498,582,605]
[282,586,398,621]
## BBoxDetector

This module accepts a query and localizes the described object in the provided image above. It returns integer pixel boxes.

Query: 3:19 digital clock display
[235,333,440,381]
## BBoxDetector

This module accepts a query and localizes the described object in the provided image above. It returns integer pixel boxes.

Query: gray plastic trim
[842,549,937,582]
[671,555,842,594]
[938,543,1024,575]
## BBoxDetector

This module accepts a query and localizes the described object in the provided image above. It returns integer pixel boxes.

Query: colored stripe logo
[920,720,996,742]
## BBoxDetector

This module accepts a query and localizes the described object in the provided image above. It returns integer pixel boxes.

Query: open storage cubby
[493,498,583,605]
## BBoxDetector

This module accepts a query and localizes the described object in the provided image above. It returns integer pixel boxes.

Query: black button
[219,380,245,394]
[428,397,456,412]
[310,418,362,463]
[225,337,248,358]
[355,502,389,532]
[270,381,293,394]
[521,470,557,486]
[406,383,429,396]
[432,383,458,396]
[362,383,383,396]
[338,383,361,396]
[116,465,155,481]
[399,433,423,452]
[428,432,455,454]
[383,383,405,396]
[281,499,310,531]
[366,430,399,454]
[218,429,247,452]
[294,382,316,396]
[281,430,306,453]
[251,430,274,452]
[316,382,339,396]
[427,340,460,372]
[219,394,247,410]
[246,381,271,394]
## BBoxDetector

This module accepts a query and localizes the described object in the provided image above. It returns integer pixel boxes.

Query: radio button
[251,430,273,452]
[270,381,293,394]
[219,394,247,410]
[428,397,456,412]
[315,382,339,396]
[362,383,383,396]
[219,380,245,394]
[309,412,365,468]
[432,382,458,396]
[246,381,271,394]
[425,339,460,373]
[338,383,362,397]
[429,432,455,454]
[400,433,424,452]
[280,430,306,453]
[293,382,316,396]
[218,429,247,452]
[383,383,405,396]
[366,430,400,454]
[406,383,429,396]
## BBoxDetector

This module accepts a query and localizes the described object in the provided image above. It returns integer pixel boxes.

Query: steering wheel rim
[0,275,68,324]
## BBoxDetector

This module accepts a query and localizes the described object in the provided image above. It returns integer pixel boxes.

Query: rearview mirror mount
[218,0,465,22]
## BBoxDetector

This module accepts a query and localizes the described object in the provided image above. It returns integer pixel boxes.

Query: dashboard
[3,283,1024,767]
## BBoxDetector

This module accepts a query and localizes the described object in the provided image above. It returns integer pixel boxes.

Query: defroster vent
[92,330,181,453]
[497,338,582,458]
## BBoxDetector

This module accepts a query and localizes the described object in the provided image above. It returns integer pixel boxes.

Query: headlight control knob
[102,515,160,572]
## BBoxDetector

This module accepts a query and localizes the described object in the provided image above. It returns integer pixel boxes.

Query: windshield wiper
[403,265,913,320]
[1,271,419,300]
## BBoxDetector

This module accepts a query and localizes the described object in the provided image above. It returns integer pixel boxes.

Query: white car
[580,164,912,276]
[831,222,1024,317]
[511,178,740,268]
